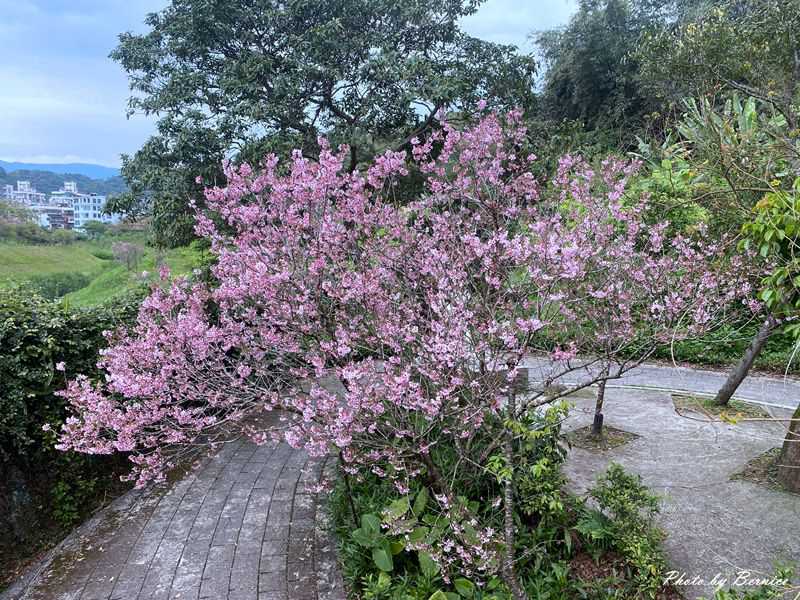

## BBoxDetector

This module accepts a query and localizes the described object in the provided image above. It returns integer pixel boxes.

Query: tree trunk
[777,404,800,493]
[592,378,608,436]
[714,315,778,406]
[501,389,527,600]
[339,454,359,528]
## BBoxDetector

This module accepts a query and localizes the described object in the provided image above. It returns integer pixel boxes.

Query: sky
[0,0,577,168]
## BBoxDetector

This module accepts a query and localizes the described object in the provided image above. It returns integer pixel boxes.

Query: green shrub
[579,463,666,598]
[330,411,670,600]
[332,475,511,600]
[0,286,143,545]
[90,248,114,260]
[27,272,92,299]
[0,222,83,245]
[0,286,141,459]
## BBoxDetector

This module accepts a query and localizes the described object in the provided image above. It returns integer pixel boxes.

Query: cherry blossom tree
[56,110,750,597]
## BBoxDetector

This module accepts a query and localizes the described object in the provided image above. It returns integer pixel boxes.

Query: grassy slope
[0,243,106,282]
[0,238,206,307]
[65,245,204,307]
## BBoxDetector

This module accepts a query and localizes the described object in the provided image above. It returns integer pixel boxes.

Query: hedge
[0,285,144,551]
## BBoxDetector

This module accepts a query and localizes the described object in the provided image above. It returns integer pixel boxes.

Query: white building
[32,204,75,230]
[50,182,122,230]
[3,181,46,205]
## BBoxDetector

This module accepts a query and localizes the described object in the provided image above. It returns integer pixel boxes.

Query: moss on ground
[672,393,770,420]
[566,425,640,451]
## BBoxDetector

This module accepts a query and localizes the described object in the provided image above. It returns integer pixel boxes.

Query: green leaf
[361,513,381,535]
[409,526,429,542]
[413,487,429,516]
[454,578,475,597]
[390,541,405,555]
[384,497,411,520]
[372,547,394,572]
[351,528,376,548]
[428,592,448,600]
[419,551,440,578]
[462,523,480,546]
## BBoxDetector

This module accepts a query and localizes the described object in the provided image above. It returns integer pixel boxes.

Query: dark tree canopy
[638,0,800,129]
[534,0,710,137]
[536,0,649,133]
[111,0,538,246]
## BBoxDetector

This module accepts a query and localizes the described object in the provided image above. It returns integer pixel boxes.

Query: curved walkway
[523,358,800,409]
[3,363,798,600]
[561,386,799,600]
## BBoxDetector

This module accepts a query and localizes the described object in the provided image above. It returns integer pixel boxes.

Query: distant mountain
[0,164,127,197]
[0,160,120,180]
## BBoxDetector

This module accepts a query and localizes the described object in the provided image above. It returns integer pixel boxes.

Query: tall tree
[57,112,741,595]
[641,95,790,406]
[739,183,800,492]
[110,0,538,247]
[639,0,800,404]
[639,0,800,129]
[534,0,701,138]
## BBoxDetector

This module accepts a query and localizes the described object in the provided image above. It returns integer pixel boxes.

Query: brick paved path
[3,423,345,600]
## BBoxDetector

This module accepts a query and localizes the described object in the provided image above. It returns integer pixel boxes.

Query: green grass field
[0,238,207,307]
[0,243,107,282]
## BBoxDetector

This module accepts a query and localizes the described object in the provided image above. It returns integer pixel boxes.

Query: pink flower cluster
[57,109,752,575]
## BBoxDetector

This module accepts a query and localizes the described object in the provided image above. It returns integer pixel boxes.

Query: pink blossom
[54,109,755,580]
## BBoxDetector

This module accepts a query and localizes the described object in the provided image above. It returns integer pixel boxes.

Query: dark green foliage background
[651,323,800,374]
[0,287,143,552]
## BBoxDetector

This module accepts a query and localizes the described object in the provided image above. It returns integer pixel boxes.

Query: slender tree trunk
[777,405,800,493]
[714,315,778,406]
[501,389,527,600]
[592,378,608,436]
[420,452,446,494]
[339,454,359,528]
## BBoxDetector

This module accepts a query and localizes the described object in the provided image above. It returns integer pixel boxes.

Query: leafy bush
[578,463,665,597]
[90,248,114,260]
[332,471,513,600]
[0,286,143,543]
[0,221,83,245]
[331,426,672,599]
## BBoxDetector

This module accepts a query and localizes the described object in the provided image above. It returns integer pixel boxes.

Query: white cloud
[462,0,577,51]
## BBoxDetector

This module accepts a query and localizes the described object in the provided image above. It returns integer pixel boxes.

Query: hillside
[0,165,127,197]
[0,243,106,282]
[0,238,207,306]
